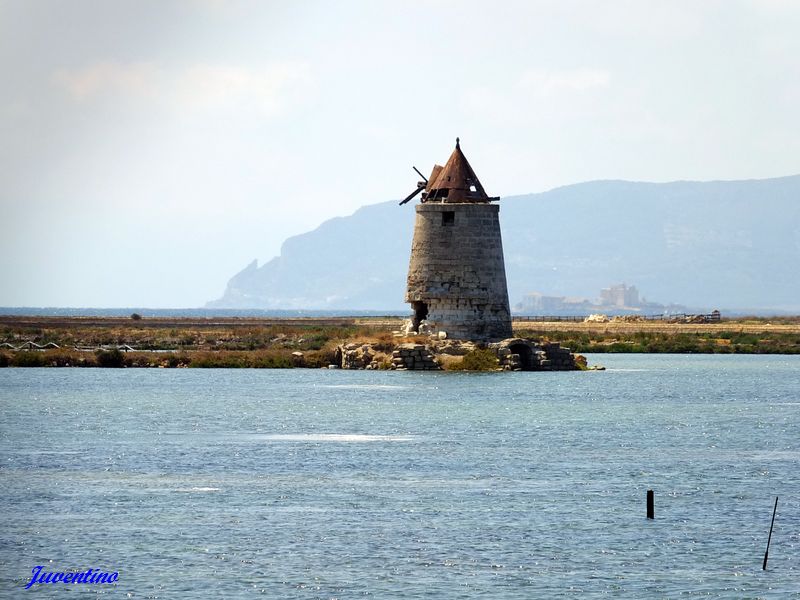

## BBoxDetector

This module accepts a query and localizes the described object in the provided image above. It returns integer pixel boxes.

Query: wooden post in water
[763,496,778,570]
[647,489,654,519]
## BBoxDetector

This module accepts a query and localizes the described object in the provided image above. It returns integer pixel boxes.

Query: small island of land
[1,315,799,370]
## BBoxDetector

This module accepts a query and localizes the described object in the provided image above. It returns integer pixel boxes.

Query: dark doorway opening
[508,343,535,371]
[334,346,343,368]
[411,301,428,331]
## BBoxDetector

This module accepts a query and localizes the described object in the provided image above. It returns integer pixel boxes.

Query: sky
[2,0,799,307]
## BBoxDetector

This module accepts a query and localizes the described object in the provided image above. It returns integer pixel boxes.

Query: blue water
[1,355,798,598]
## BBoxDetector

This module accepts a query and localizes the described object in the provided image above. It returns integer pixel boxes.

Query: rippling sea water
[1,355,798,598]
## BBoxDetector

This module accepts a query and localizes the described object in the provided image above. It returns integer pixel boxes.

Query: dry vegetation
[514,323,800,354]
[1,315,799,368]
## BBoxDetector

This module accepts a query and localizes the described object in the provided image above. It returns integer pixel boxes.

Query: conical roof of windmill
[424,138,498,203]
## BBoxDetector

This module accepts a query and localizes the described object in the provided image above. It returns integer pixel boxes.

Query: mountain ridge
[207,174,800,312]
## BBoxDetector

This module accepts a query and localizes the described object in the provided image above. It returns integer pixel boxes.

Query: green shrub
[124,353,157,368]
[189,352,246,368]
[96,348,125,367]
[447,348,499,371]
[607,342,635,353]
[11,351,47,367]
[249,353,293,368]
[163,353,190,368]
[731,333,759,346]
[301,349,337,368]
[46,349,79,367]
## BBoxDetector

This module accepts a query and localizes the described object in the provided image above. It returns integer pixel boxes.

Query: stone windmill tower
[400,139,512,341]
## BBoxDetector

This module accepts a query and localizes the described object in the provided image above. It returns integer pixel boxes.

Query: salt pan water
[1,354,798,598]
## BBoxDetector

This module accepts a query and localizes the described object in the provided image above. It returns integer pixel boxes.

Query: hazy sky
[2,0,799,307]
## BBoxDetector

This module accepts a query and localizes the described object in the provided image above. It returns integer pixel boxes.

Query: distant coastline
[0,307,408,318]
[2,306,798,318]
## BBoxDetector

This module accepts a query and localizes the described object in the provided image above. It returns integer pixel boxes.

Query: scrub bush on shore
[446,349,500,371]
[516,329,800,354]
[0,348,338,369]
[9,351,48,367]
[189,351,292,368]
[96,348,125,367]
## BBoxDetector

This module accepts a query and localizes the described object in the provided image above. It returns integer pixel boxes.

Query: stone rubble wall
[390,343,440,371]
[336,343,377,370]
[488,339,580,371]
[538,342,579,370]
[335,338,581,371]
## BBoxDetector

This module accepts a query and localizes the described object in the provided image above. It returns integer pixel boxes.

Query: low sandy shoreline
[1,315,799,368]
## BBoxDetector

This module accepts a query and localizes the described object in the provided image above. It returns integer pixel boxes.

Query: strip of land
[1,315,798,368]
[511,319,800,355]
[513,320,800,335]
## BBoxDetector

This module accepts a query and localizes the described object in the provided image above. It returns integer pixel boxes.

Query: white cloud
[53,60,311,116]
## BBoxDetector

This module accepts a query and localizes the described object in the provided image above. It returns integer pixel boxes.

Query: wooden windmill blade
[399,166,430,205]
[399,185,424,205]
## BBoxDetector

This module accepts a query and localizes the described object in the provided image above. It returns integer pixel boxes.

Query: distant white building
[599,283,640,308]
[518,292,592,314]
[520,293,564,312]
[517,282,686,316]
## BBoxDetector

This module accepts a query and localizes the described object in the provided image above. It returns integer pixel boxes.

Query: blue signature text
[25,566,119,589]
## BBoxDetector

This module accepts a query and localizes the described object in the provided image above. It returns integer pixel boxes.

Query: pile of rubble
[395,319,447,340]
[334,343,379,370]
[332,337,584,371]
[611,314,646,323]
[584,314,609,323]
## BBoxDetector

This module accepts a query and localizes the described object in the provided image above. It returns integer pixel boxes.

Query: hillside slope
[208,175,800,311]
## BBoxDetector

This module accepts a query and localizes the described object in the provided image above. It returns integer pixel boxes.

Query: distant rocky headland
[208,175,800,315]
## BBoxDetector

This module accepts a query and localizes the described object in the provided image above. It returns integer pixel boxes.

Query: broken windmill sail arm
[399,166,428,205]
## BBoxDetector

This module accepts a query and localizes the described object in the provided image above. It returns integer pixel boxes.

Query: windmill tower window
[442,211,455,226]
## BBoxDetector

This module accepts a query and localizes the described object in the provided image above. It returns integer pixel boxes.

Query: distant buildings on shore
[515,283,689,316]
[599,283,640,308]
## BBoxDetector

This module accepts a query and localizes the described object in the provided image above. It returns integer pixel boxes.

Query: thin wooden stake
[647,489,654,519]
[762,496,778,570]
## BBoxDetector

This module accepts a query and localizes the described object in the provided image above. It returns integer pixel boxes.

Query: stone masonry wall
[405,203,512,341]
[488,339,580,371]
[390,344,439,370]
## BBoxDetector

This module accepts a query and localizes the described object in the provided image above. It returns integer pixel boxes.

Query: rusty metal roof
[424,138,496,203]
